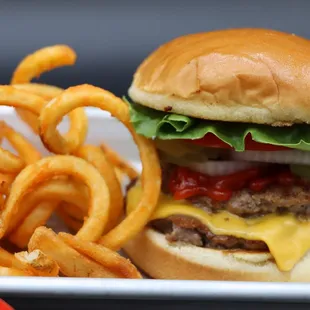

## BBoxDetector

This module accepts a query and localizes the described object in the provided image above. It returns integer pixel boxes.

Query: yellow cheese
[127,184,310,272]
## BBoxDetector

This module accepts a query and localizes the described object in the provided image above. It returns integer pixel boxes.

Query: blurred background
[1,0,310,96]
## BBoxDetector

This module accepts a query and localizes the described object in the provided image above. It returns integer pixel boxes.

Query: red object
[188,133,289,151]
[0,300,14,310]
[169,165,299,202]
[169,166,237,202]
[249,176,278,192]
[212,168,263,191]
[277,171,296,186]
[173,187,232,201]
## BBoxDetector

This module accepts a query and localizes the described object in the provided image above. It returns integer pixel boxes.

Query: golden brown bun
[129,28,310,125]
[124,228,310,281]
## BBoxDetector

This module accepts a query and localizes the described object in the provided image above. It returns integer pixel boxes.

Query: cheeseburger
[124,28,310,281]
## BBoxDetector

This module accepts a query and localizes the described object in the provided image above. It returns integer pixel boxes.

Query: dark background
[2,0,310,308]
[1,0,310,97]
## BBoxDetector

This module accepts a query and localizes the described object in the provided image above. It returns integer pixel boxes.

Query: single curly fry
[0,86,44,173]
[9,201,58,249]
[13,83,63,100]
[0,86,44,114]
[0,120,41,173]
[0,173,15,195]
[1,121,41,164]
[12,83,63,133]
[11,46,88,152]
[0,156,110,242]
[0,195,5,210]
[38,85,161,250]
[13,84,88,148]
[5,178,88,236]
[59,202,85,222]
[0,148,24,174]
[11,45,77,84]
[56,208,83,233]
[100,143,139,181]
[75,145,123,232]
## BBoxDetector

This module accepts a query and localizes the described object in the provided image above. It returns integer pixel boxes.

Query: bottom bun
[123,228,310,281]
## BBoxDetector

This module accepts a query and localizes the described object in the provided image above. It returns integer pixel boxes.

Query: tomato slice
[188,133,289,151]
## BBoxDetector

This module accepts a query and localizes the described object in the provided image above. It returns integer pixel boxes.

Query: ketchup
[169,165,300,202]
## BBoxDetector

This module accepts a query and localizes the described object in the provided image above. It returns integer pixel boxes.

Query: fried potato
[0,267,29,276]
[13,83,63,100]
[56,207,83,233]
[11,45,76,84]
[9,201,58,248]
[6,179,87,236]
[75,145,123,232]
[0,195,5,209]
[59,233,142,279]
[0,247,20,268]
[0,86,44,114]
[101,143,139,181]
[0,120,41,173]
[1,121,41,164]
[11,45,87,152]
[15,250,59,277]
[0,44,161,280]
[0,85,45,141]
[0,173,14,195]
[38,85,161,250]
[59,202,85,222]
[28,227,118,278]
[0,148,24,174]
[0,156,110,242]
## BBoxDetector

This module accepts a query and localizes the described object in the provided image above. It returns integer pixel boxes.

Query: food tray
[2,107,310,302]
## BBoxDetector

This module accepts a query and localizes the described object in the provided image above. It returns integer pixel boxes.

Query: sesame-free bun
[124,228,310,281]
[128,28,310,125]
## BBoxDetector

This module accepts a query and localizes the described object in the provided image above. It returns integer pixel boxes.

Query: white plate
[1,107,310,301]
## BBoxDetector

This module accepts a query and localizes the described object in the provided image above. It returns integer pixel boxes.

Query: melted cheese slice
[127,184,310,272]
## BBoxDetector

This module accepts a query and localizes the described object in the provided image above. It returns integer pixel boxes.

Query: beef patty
[151,215,268,251]
[161,163,310,218]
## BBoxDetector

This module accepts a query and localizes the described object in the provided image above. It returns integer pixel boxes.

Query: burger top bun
[128,28,310,126]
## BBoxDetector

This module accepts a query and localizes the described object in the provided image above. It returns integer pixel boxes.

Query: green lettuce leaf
[125,98,310,152]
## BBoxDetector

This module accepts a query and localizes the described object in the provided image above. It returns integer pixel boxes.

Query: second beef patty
[151,215,268,251]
